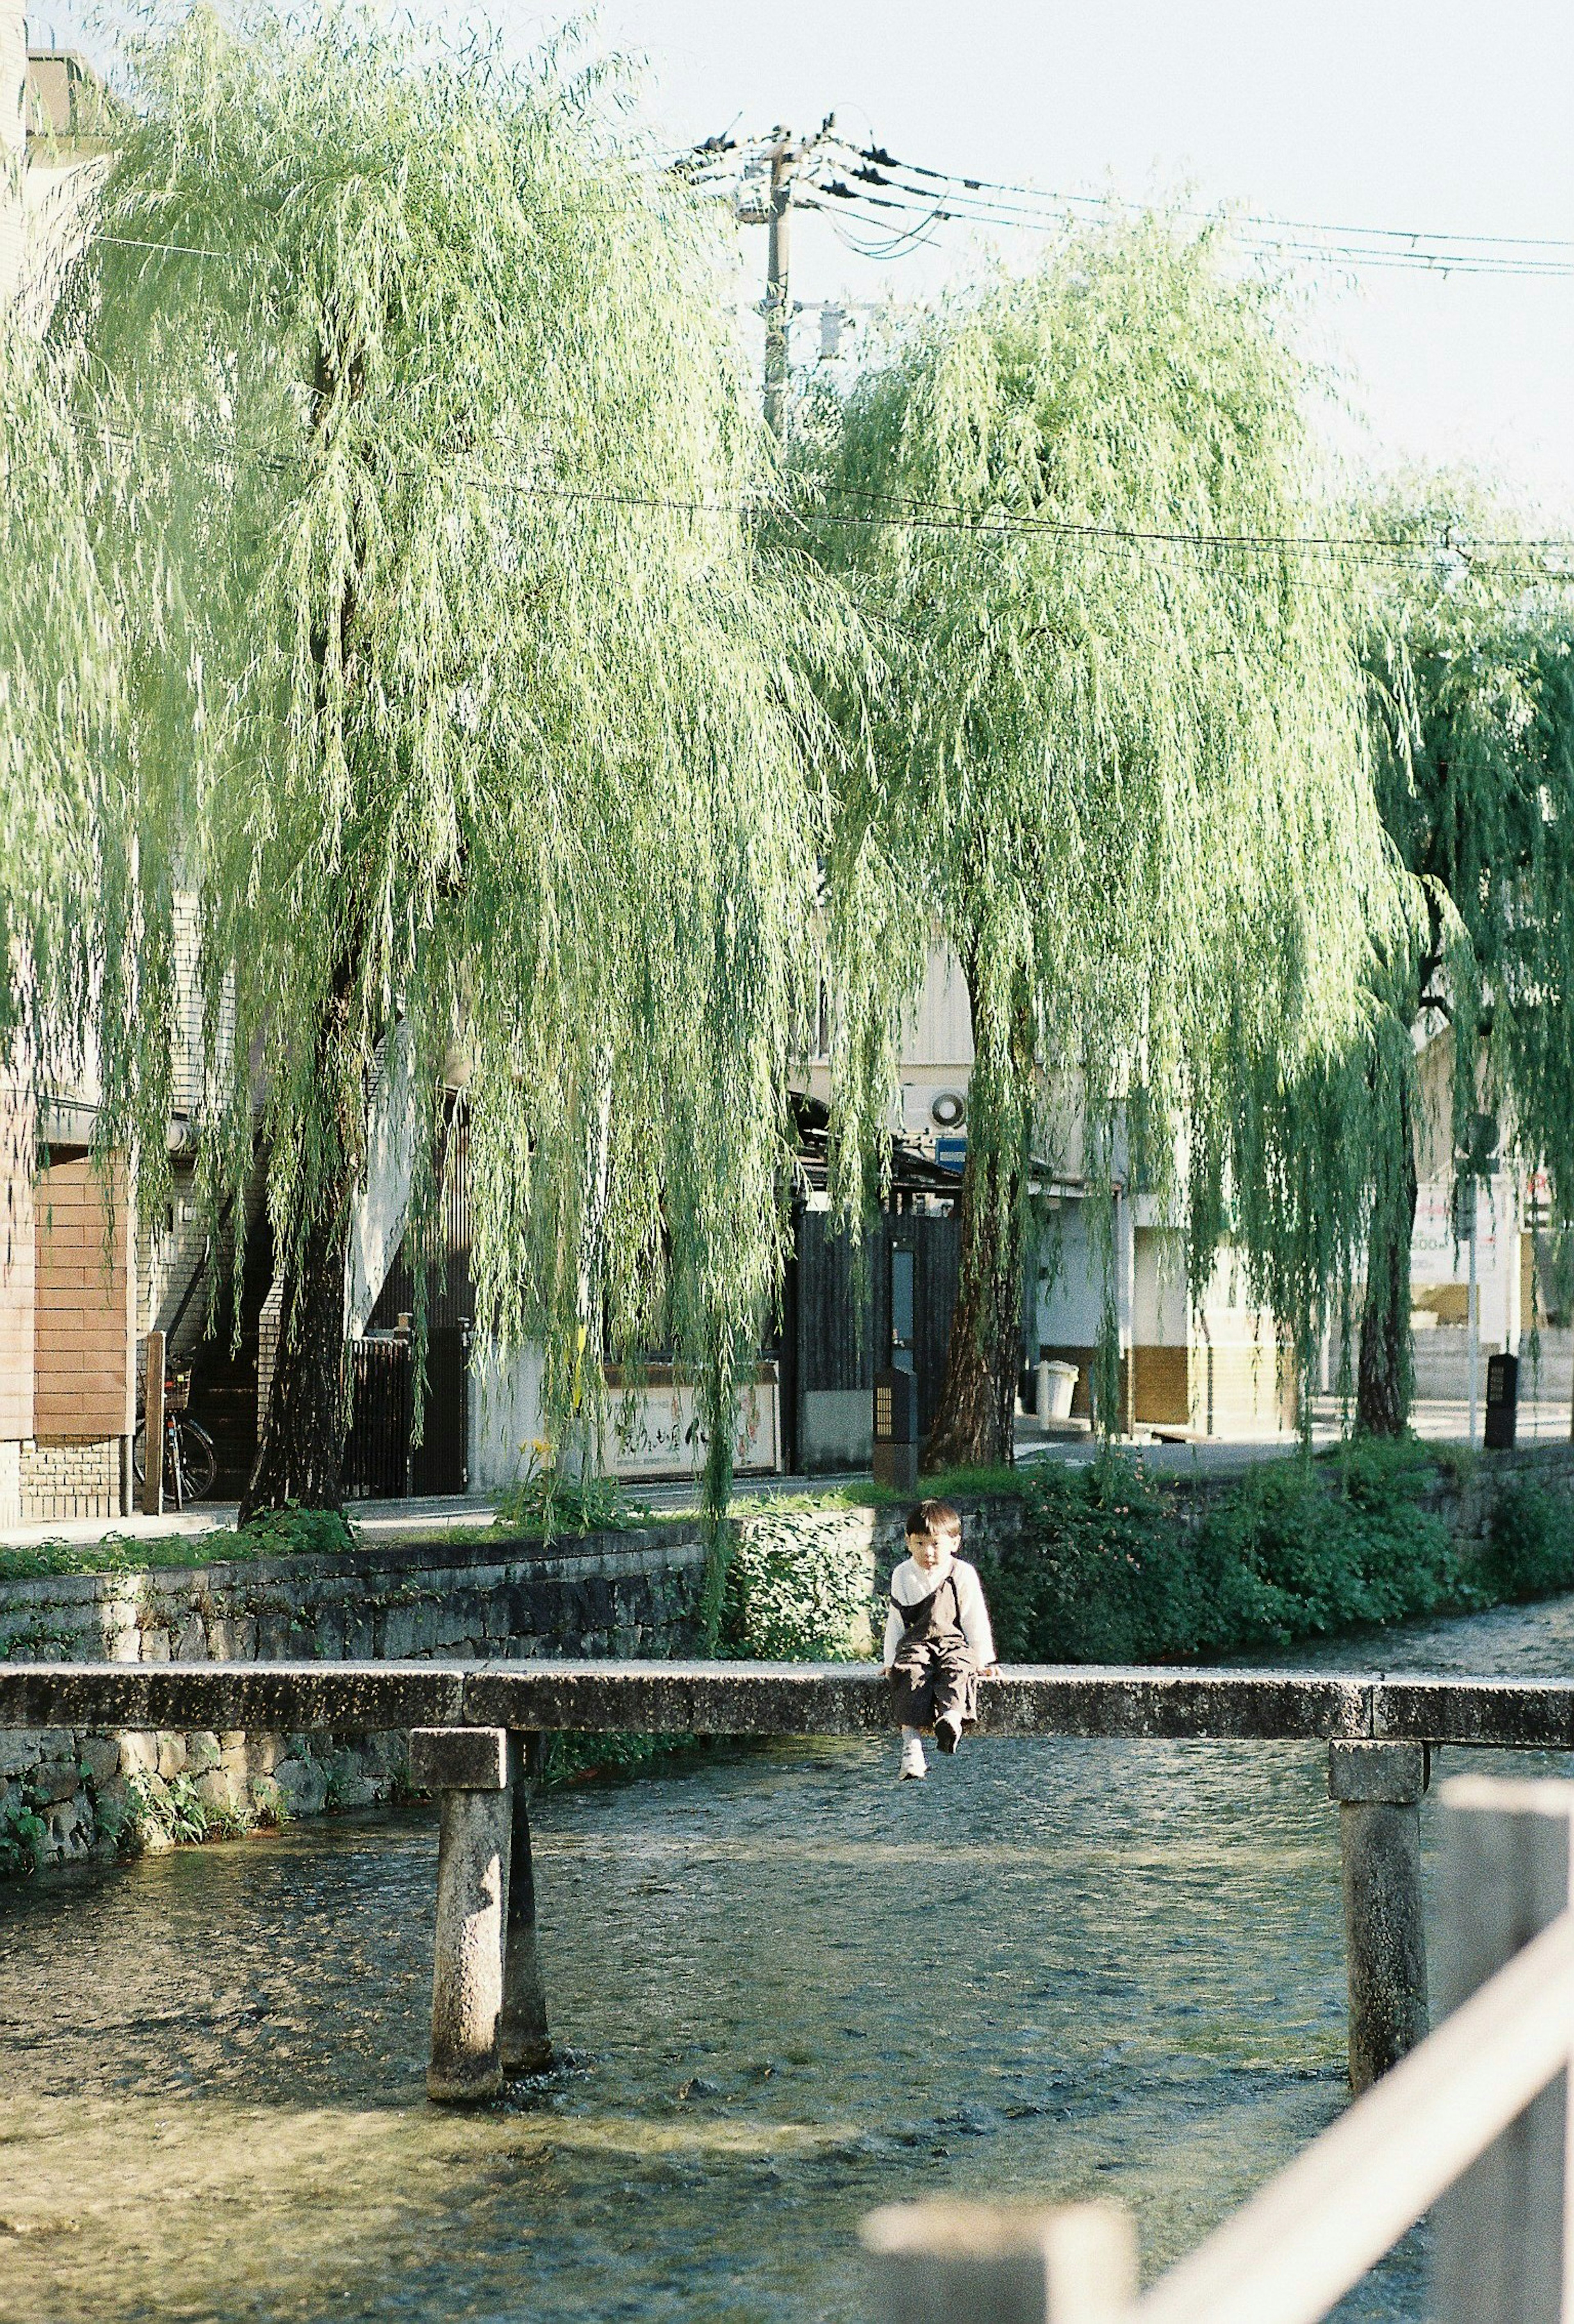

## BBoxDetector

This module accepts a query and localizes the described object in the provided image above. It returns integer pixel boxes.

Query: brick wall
[255,1277,281,1434]
[19,1434,123,1522]
[0,1076,35,1448]
[33,1155,134,1441]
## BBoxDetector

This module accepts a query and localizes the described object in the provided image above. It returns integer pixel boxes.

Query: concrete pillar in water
[501,1733,552,2075]
[1329,1739,1430,2095]
[411,1726,511,2105]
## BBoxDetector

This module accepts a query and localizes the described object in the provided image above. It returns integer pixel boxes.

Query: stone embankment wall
[0,1527,711,1870]
[0,1498,1029,1874]
[4,1449,1569,1876]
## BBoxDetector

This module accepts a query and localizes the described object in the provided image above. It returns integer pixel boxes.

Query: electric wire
[89,420,1574,584]
[848,139,1574,254]
[816,169,1574,279]
[827,139,1574,273]
[679,125,1574,282]
[82,175,1574,284]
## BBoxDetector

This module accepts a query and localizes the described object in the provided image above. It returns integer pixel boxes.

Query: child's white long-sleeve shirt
[882,1552,996,1670]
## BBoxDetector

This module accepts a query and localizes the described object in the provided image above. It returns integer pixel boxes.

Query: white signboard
[1413,1178,1499,1284]
[607,1367,781,1481]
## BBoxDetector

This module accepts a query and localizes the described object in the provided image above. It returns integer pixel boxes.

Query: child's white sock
[898,1728,926,1780]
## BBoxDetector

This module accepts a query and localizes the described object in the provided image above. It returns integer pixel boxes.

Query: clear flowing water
[4,1590,1573,2324]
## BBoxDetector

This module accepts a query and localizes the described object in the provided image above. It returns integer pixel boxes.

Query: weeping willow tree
[1336,491,1574,1433]
[1165,488,1574,1440]
[54,5,837,1517]
[0,327,144,1168]
[798,220,1406,1465]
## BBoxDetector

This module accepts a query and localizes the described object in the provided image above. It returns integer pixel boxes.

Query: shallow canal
[6,1589,1574,2324]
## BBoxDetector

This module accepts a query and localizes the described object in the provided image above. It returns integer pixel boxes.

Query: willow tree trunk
[240,943,363,1518]
[922,1131,1026,1471]
[923,976,1033,1473]
[1356,1073,1418,1436]
[241,1183,354,1516]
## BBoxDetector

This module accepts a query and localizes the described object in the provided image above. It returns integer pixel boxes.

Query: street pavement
[0,1395,1564,1555]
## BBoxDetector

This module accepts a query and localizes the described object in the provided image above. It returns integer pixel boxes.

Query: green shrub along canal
[8,1584,1574,2323]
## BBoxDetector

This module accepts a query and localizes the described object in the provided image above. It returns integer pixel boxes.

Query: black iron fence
[343,1327,469,1500]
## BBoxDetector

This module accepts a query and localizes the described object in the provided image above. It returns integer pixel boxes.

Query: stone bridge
[3,1657,1569,2105]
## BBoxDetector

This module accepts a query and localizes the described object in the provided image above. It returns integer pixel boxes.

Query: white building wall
[1035,1193,1134,1352]
[469,1341,546,1495]
[345,1022,419,1338]
[1133,1226,1188,1345]
[0,6,24,312]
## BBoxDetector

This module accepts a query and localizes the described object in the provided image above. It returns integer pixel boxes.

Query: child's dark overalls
[888,1567,980,1732]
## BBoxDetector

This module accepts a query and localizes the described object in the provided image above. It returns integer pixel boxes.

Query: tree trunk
[923,1129,1027,1471]
[923,961,1034,1473]
[241,940,364,1521]
[1356,1070,1418,1436]
[241,1182,354,1517]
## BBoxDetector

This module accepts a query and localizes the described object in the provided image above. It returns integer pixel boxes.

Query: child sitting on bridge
[884,1497,998,1781]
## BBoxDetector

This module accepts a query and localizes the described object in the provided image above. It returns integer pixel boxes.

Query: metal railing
[865,1770,1574,2324]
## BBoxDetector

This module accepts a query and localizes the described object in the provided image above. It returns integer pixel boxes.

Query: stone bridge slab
[0,1661,466,1733]
[0,1660,1572,1749]
[459,1662,1382,1740]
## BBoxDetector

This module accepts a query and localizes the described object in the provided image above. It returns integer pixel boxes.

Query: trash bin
[1037,1358,1080,1426]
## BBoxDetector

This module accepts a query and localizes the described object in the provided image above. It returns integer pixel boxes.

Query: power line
[90,420,1574,582]
[90,162,1574,286]
[830,139,1574,272]
[94,232,234,259]
[817,166,1574,280]
[692,124,1574,282]
[848,139,1574,256]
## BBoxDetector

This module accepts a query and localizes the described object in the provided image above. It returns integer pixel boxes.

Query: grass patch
[0,1506,359,1584]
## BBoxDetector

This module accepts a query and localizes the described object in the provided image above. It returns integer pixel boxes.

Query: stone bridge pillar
[1329,1739,1430,2095]
[501,1733,552,2076]
[411,1726,512,2104]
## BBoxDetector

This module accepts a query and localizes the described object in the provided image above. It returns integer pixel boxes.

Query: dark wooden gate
[343,1327,471,1500]
[343,1338,412,1499]
[410,1326,469,1495]
[779,1208,961,1472]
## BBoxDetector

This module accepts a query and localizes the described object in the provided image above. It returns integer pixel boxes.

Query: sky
[33,0,1574,517]
[566,0,1574,521]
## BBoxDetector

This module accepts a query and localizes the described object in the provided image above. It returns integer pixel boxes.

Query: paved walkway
[1,1394,1564,1556]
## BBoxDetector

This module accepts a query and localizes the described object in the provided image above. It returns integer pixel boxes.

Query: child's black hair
[904,1497,962,1541]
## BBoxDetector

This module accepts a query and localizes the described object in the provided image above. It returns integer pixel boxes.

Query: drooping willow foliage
[0,330,139,1148]
[1342,489,1574,1427]
[1198,483,1574,1434]
[45,5,846,1513]
[796,220,1410,1460]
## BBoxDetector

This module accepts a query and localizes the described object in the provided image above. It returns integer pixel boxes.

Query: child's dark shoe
[935,1711,963,1755]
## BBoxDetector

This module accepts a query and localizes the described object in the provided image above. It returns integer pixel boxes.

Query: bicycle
[132,1370,218,1507]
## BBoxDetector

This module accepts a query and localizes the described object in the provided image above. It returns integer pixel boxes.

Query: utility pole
[726,115,834,439]
[763,135,794,439]
[679,116,839,435]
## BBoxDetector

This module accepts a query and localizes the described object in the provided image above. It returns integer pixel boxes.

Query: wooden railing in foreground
[865,1772,1574,2324]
